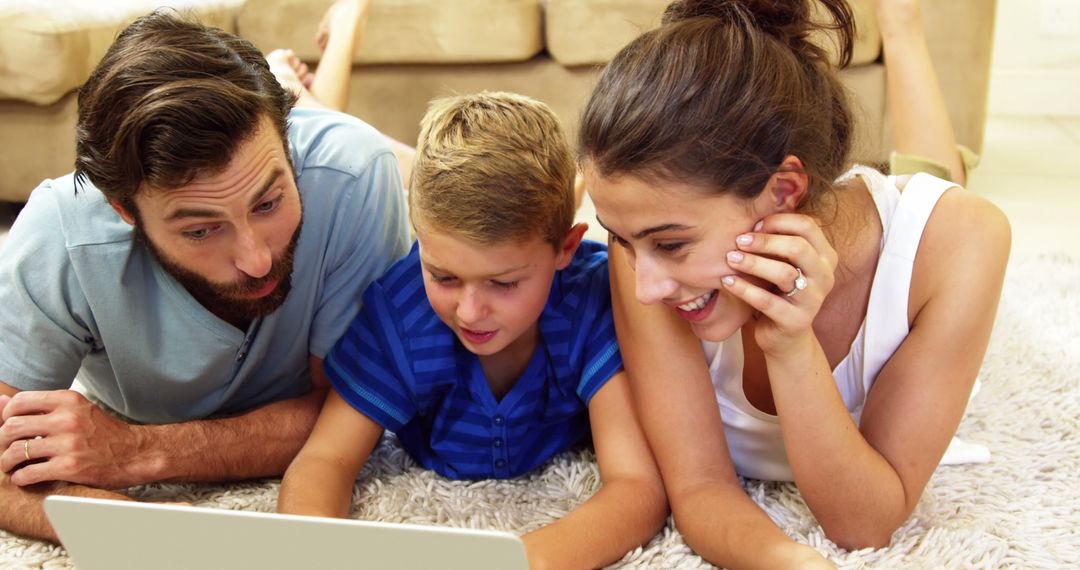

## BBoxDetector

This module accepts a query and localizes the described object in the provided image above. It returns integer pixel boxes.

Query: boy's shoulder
[545,239,613,329]
[556,239,610,293]
[361,242,444,336]
[375,240,423,289]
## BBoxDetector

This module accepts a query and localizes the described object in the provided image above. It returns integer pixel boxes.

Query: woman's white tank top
[703,166,990,481]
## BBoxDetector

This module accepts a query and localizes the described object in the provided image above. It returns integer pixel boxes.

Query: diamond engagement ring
[784,267,808,297]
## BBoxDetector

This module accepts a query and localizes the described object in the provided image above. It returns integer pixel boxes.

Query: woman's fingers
[726,247,805,296]
[721,274,811,330]
[749,214,839,275]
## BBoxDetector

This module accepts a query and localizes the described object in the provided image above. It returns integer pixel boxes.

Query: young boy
[277,92,667,569]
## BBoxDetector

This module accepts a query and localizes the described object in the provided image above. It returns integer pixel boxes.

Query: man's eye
[609,233,630,248]
[183,227,212,241]
[254,197,281,214]
[491,280,519,290]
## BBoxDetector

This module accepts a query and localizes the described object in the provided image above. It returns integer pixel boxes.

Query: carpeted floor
[2,252,1078,569]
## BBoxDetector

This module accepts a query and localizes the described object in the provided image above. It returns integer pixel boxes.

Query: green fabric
[888,145,980,183]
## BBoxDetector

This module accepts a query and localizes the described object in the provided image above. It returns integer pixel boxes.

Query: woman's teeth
[678,290,715,312]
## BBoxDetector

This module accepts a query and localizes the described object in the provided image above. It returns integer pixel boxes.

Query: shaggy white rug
[2,253,1078,569]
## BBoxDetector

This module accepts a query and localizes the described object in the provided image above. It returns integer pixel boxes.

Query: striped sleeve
[324,281,417,431]
[575,259,623,403]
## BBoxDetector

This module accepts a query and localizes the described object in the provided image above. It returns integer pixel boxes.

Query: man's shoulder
[287,108,395,180]
[17,175,132,251]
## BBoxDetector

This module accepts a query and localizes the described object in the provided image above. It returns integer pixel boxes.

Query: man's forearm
[135,387,326,483]
[0,475,131,543]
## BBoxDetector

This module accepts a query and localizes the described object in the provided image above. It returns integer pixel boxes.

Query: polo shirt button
[493,415,504,426]
[495,459,506,469]
[493,438,504,448]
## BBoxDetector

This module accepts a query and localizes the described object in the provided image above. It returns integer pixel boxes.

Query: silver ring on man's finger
[784,267,808,297]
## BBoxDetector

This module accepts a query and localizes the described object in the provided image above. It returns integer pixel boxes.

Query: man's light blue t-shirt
[0,108,410,423]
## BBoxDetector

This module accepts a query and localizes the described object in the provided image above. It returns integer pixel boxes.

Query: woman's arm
[607,245,831,569]
[277,389,384,517]
[521,371,667,570]
[815,189,1008,544]
[730,191,1010,548]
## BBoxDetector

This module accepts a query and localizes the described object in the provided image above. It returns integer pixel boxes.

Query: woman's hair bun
[661,0,854,67]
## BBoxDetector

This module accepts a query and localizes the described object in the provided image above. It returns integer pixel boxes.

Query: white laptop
[44,496,529,570]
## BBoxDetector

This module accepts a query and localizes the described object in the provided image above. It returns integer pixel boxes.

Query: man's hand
[0,390,153,489]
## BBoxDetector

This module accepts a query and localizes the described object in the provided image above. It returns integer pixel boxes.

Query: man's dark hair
[74,11,297,215]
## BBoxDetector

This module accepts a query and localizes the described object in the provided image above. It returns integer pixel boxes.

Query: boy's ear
[555,223,588,270]
[108,199,137,226]
[765,155,810,213]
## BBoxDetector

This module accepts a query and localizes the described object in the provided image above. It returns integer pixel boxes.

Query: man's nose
[233,224,272,279]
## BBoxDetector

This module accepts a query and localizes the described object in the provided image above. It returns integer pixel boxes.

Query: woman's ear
[767,155,810,213]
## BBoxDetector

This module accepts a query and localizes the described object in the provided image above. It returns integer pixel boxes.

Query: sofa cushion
[237,0,544,65]
[0,0,244,106]
[545,0,880,67]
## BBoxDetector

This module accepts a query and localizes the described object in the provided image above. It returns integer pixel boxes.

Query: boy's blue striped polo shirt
[324,240,622,480]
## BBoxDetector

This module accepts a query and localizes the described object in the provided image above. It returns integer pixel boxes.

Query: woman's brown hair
[579,0,856,209]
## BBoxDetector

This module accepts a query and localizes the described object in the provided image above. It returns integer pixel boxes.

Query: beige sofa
[0,0,997,204]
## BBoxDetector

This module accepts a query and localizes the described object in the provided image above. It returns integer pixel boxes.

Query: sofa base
[1,56,886,204]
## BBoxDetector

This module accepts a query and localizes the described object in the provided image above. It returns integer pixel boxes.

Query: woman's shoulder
[910,182,1011,314]
[922,183,1011,263]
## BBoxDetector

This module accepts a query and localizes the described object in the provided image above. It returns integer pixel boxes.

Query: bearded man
[0,12,409,541]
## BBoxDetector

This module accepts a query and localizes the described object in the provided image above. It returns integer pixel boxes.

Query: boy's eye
[430,274,457,284]
[491,280,519,290]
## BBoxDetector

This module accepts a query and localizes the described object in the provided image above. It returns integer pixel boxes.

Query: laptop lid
[44,495,529,570]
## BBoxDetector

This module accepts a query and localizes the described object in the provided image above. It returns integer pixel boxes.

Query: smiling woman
[578,0,1010,567]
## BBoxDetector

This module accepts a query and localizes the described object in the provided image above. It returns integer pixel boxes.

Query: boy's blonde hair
[409,91,576,249]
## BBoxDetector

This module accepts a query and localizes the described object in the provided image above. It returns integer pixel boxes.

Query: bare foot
[265,49,307,97]
[315,0,373,55]
[265,49,324,108]
[873,0,924,39]
[288,54,315,90]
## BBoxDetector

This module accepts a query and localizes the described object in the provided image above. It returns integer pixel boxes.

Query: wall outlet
[1040,0,1080,36]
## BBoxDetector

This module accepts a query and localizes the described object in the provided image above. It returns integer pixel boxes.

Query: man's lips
[243,278,280,299]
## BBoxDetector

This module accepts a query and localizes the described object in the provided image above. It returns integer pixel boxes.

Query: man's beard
[135,223,302,328]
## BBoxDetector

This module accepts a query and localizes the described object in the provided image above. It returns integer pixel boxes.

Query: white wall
[989,0,1080,116]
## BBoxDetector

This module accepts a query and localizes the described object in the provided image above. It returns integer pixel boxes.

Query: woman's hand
[720,213,838,356]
